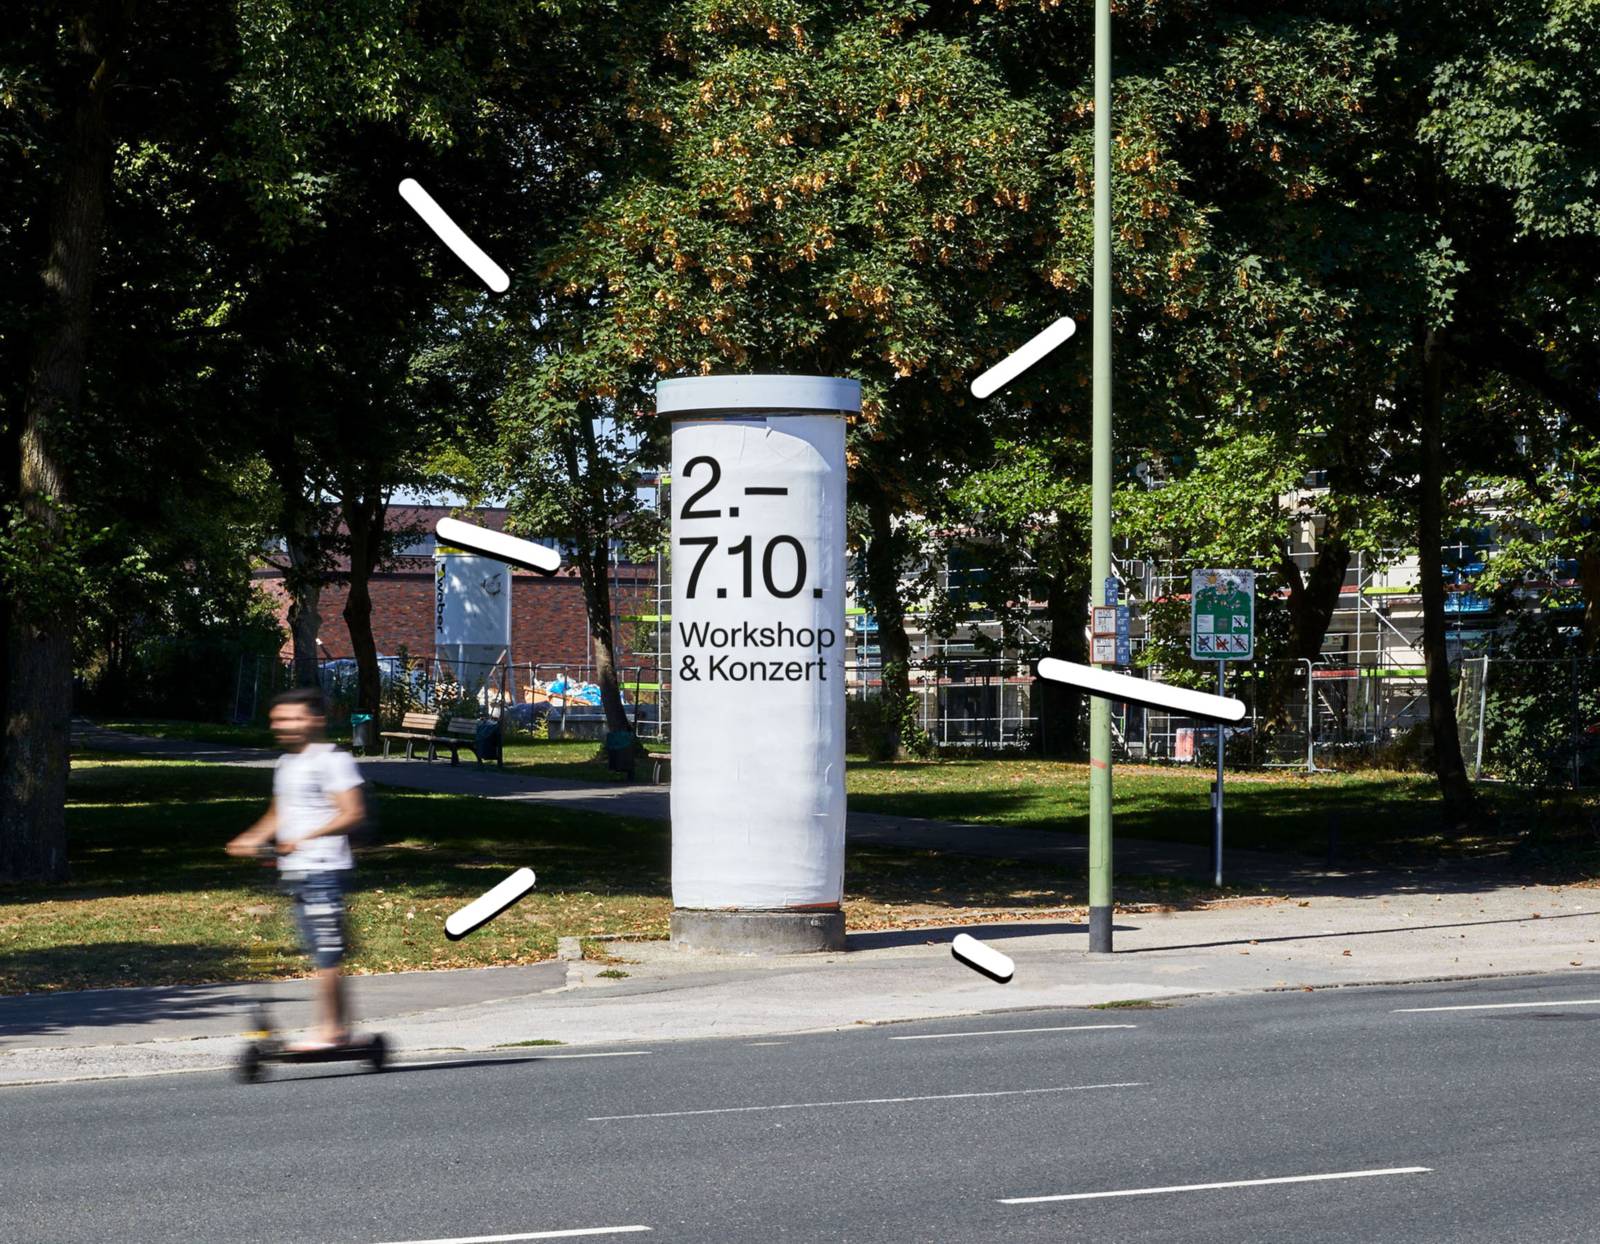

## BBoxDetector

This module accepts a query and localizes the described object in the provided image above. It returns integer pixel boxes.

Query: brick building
[254,505,657,676]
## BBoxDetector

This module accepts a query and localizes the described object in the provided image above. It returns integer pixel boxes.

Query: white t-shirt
[273,743,363,872]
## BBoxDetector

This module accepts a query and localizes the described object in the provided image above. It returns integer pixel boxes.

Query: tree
[213,0,580,719]
[505,1,1073,755]
[933,440,1093,756]
[3,4,133,882]
[488,359,660,736]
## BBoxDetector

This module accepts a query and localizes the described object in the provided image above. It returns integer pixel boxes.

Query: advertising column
[660,375,858,953]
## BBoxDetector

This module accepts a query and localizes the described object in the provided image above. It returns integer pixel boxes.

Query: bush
[846,693,936,760]
[1481,621,1599,788]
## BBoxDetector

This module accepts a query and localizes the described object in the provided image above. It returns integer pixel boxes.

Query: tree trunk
[566,413,632,735]
[265,443,328,689]
[1284,536,1352,663]
[1037,525,1089,758]
[1580,547,1600,655]
[340,489,385,721]
[862,490,915,759]
[1264,534,1352,728]
[1416,327,1474,824]
[283,528,324,686]
[575,539,632,734]
[1,10,118,884]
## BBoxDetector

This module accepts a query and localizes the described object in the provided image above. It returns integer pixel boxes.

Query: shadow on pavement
[848,919,1140,950]
[1120,907,1600,954]
[254,1054,552,1086]
[0,949,256,1043]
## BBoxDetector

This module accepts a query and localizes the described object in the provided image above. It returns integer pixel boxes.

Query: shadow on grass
[22,766,670,905]
[848,776,1589,870]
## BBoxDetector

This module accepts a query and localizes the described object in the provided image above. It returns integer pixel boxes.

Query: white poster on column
[434,552,512,685]
[670,414,847,910]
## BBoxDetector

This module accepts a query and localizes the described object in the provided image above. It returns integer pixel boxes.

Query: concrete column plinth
[670,909,846,955]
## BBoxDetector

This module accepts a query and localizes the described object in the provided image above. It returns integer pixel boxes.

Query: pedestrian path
[0,961,567,1051]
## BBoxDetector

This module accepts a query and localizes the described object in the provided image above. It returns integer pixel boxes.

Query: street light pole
[1087,0,1115,953]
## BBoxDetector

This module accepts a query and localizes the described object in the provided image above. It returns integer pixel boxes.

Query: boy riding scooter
[227,686,366,1052]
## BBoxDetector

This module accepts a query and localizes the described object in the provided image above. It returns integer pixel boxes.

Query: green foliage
[1482,620,1600,788]
[1487,428,1600,615]
[0,498,109,624]
[846,688,932,761]
[1421,0,1600,242]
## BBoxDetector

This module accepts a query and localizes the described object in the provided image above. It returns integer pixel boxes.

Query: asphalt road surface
[5,972,1599,1244]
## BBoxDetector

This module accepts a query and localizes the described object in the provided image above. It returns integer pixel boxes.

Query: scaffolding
[631,467,1566,767]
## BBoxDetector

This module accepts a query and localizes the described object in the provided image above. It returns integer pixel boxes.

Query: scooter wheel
[367,1033,388,1072]
[236,1044,264,1084]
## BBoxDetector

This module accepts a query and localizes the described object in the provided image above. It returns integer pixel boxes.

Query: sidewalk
[22,723,1587,1088]
[5,883,1597,1086]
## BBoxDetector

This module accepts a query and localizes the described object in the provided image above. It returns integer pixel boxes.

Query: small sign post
[1090,604,1119,667]
[1191,570,1256,886]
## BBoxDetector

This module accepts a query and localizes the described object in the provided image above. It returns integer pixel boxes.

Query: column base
[1088,905,1113,953]
[671,909,846,955]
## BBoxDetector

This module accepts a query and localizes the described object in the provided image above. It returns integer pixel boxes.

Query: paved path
[74,722,1463,895]
[0,962,568,1051]
[9,848,1595,1084]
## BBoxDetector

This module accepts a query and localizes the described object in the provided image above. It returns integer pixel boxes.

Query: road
[5,972,1598,1244]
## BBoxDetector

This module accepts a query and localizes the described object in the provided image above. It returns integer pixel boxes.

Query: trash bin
[605,729,637,781]
[474,716,504,766]
[350,713,376,755]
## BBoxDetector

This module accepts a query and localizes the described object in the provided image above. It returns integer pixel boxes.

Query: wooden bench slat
[379,713,503,770]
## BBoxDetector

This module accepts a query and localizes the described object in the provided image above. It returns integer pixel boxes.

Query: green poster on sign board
[1190,569,1255,660]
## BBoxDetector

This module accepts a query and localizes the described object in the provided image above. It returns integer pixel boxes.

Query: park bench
[647,751,671,784]
[444,715,504,769]
[379,713,502,767]
[380,712,448,760]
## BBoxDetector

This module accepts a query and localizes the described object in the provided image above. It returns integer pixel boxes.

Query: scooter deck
[237,1032,387,1082]
[267,1035,385,1063]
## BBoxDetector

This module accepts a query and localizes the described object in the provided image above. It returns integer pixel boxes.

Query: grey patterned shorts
[281,870,351,970]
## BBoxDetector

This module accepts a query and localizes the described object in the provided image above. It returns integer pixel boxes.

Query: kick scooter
[235,847,388,1083]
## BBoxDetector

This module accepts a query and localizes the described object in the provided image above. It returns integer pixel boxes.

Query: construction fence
[842,654,1597,788]
[230,653,665,741]
[229,648,1596,788]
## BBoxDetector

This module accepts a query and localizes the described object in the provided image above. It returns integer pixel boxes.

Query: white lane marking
[1394,999,1600,1014]
[445,867,537,939]
[371,1227,650,1243]
[1001,1166,1431,1205]
[890,1024,1136,1041]
[398,1051,652,1069]
[588,1082,1141,1121]
[746,1041,789,1046]
[397,177,511,292]
[971,317,1077,398]
[951,932,1015,982]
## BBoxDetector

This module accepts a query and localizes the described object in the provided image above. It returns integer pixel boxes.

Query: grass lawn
[846,756,1598,867]
[95,718,625,783]
[0,757,1226,995]
[498,738,622,783]
[97,719,278,749]
[87,721,1596,871]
